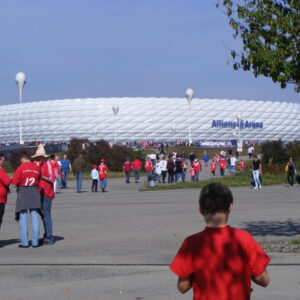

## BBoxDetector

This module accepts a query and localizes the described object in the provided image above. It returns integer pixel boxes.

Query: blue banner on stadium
[197,140,237,148]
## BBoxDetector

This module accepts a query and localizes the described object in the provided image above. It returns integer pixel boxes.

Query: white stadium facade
[0,97,299,143]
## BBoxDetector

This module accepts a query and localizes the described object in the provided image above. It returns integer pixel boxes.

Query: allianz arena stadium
[0,97,299,143]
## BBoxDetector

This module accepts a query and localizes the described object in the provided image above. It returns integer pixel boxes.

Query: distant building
[0,97,299,142]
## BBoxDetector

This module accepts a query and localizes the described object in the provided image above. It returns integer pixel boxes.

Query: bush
[67,138,145,172]
[260,140,288,166]
[10,148,36,171]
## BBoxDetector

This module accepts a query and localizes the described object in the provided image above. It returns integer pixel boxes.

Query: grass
[142,171,287,191]
[290,239,300,245]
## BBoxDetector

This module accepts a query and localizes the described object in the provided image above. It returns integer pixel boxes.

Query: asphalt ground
[0,166,300,300]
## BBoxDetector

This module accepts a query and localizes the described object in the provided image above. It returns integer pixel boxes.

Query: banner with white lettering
[197,140,237,148]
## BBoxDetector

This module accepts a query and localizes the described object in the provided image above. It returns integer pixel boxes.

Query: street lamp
[15,72,26,144]
[236,114,243,152]
[185,88,194,146]
[112,104,119,143]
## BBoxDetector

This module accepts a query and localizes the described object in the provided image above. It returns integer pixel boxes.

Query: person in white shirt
[90,165,99,192]
[230,156,237,175]
[159,156,168,183]
[155,160,162,183]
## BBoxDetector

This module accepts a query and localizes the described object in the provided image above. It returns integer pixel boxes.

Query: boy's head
[199,183,233,216]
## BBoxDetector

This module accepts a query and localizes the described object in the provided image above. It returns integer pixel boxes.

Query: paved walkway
[0,173,299,299]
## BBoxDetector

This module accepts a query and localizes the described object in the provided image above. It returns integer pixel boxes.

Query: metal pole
[19,86,23,144]
[114,115,117,144]
[188,103,191,145]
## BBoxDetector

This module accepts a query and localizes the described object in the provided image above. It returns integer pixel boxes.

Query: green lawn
[142,171,288,191]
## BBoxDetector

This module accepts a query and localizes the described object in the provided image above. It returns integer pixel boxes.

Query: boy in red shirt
[219,156,227,176]
[170,182,270,300]
[123,158,132,184]
[210,159,216,176]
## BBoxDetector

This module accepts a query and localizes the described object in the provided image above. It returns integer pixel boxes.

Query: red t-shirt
[132,159,142,170]
[98,164,108,179]
[39,161,55,199]
[211,162,216,171]
[219,158,227,169]
[144,160,152,172]
[12,162,41,187]
[0,167,11,203]
[170,226,270,300]
[192,161,201,172]
[123,161,132,172]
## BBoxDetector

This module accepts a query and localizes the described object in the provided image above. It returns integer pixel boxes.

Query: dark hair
[199,183,233,214]
[50,154,55,160]
[20,153,31,160]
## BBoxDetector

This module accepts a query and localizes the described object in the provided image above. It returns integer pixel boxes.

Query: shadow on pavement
[242,219,300,237]
[0,238,19,247]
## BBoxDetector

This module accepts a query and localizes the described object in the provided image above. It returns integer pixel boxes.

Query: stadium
[0,97,299,143]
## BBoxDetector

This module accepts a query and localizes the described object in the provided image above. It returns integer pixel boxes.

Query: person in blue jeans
[60,154,72,188]
[73,153,85,193]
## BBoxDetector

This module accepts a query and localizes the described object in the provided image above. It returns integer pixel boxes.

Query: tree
[217,0,300,91]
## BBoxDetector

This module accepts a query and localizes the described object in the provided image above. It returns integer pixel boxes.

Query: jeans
[56,174,62,189]
[252,170,261,189]
[161,171,167,183]
[76,172,83,192]
[19,209,40,246]
[62,171,69,188]
[287,172,294,186]
[0,203,5,228]
[125,171,131,183]
[92,179,98,192]
[176,172,182,182]
[147,171,153,182]
[133,169,140,182]
[230,165,235,175]
[100,178,107,191]
[194,171,199,181]
[220,168,225,176]
[41,196,54,243]
[156,173,161,183]
[182,171,186,182]
[168,171,174,183]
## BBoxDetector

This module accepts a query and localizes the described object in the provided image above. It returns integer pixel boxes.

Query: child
[189,167,195,182]
[91,165,98,192]
[239,159,246,172]
[210,159,216,176]
[170,182,270,300]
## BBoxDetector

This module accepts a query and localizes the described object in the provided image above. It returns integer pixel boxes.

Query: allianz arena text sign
[212,120,263,129]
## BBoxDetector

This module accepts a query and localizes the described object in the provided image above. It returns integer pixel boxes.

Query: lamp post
[185,88,194,146]
[15,72,26,144]
[236,114,243,152]
[112,104,119,143]
[171,125,176,143]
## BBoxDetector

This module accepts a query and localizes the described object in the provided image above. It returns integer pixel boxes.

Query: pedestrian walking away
[170,182,270,300]
[123,158,132,183]
[73,153,85,193]
[0,154,11,236]
[210,159,216,176]
[98,159,108,192]
[192,159,201,181]
[132,157,142,183]
[12,152,41,248]
[33,145,56,245]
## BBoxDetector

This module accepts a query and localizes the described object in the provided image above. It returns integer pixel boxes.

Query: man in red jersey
[32,145,55,245]
[0,154,11,241]
[170,183,270,300]
[98,159,108,192]
[132,157,142,183]
[144,157,153,182]
[219,155,227,176]
[192,158,201,181]
[12,153,41,248]
[123,158,132,184]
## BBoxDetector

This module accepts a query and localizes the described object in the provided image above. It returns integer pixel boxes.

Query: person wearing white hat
[32,144,55,245]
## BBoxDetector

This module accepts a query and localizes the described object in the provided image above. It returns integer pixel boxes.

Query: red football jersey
[98,164,108,179]
[12,162,41,187]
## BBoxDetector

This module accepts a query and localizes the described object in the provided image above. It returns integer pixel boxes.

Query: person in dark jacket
[286,157,297,186]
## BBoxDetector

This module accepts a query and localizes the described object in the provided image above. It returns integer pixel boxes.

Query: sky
[0,0,299,105]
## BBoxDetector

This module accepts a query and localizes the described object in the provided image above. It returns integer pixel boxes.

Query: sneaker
[18,244,29,248]
[42,240,55,245]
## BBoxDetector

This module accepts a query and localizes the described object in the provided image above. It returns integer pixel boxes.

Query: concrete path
[0,175,299,299]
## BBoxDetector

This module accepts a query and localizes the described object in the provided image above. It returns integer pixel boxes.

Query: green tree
[217,0,300,91]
